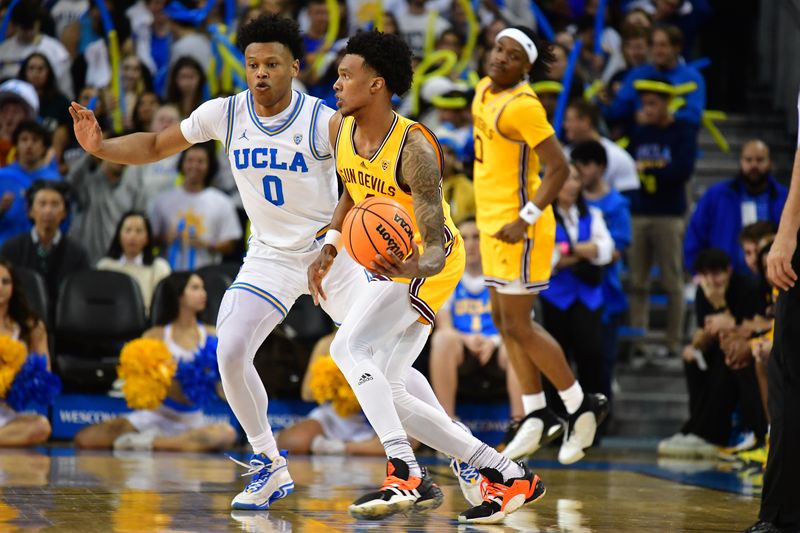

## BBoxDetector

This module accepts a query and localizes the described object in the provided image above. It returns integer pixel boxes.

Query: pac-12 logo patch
[293,134,303,145]
[381,159,390,171]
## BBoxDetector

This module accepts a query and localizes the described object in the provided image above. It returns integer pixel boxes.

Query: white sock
[249,430,280,461]
[559,381,585,415]
[468,443,524,481]
[383,437,421,477]
[522,392,547,415]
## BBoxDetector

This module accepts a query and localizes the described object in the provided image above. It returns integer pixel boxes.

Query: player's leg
[429,327,467,417]
[0,415,51,447]
[495,290,607,463]
[374,321,545,524]
[321,250,454,424]
[497,345,525,420]
[217,290,283,457]
[489,290,568,458]
[329,280,443,519]
[216,287,296,510]
[74,417,137,449]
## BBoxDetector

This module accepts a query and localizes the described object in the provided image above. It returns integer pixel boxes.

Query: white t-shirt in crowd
[395,12,451,57]
[565,136,640,192]
[149,187,243,270]
[0,35,73,98]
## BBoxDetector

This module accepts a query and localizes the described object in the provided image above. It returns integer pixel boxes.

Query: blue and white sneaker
[230,451,295,510]
[450,457,483,506]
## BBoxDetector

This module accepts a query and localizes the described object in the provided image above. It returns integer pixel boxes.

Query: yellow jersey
[335,112,460,258]
[335,112,465,322]
[471,76,555,236]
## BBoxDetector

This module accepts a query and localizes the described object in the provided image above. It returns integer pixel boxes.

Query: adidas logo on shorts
[358,373,373,385]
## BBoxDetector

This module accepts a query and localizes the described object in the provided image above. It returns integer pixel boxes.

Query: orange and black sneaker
[458,462,545,524]
[348,458,444,520]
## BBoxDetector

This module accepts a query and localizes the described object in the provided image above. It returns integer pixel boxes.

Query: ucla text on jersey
[221,90,338,252]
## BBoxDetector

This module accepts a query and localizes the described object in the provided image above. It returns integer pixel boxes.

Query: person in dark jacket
[626,76,698,355]
[685,140,788,275]
[0,180,89,319]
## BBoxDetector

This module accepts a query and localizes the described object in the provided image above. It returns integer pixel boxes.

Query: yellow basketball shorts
[480,211,555,294]
[385,234,466,323]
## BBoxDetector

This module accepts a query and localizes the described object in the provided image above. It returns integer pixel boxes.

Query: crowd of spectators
[0,0,788,461]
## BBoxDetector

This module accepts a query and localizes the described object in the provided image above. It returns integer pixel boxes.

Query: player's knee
[328,334,347,365]
[499,315,533,341]
[329,333,369,370]
[216,332,248,373]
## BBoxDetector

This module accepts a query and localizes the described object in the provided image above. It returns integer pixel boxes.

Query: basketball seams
[361,197,414,256]
[343,199,416,268]
[359,207,384,265]
[362,210,412,257]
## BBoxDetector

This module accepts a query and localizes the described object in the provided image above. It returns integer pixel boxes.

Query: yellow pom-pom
[308,355,361,417]
[118,338,176,410]
[0,335,27,398]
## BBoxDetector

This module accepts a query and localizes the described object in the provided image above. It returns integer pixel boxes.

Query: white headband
[496,28,538,66]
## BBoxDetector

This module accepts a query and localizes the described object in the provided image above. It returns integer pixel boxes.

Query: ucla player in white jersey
[68,16,379,511]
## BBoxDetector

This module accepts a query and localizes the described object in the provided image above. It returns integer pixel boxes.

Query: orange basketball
[342,197,415,269]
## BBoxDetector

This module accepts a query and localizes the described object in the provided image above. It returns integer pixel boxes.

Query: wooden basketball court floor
[0,447,759,532]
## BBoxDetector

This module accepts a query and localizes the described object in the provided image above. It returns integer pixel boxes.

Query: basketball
[342,197,416,269]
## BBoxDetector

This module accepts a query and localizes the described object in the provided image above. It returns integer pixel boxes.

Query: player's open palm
[68,102,103,154]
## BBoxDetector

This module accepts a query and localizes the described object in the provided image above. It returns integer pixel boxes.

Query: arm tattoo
[401,129,446,255]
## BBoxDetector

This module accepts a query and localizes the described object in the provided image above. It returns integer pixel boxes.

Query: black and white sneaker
[348,458,443,520]
[558,393,609,464]
[501,407,566,460]
[458,462,546,524]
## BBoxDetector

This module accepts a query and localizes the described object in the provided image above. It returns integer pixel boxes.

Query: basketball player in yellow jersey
[472,26,608,465]
[308,31,545,525]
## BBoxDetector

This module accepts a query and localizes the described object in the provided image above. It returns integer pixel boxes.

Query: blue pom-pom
[6,354,61,411]
[176,336,220,408]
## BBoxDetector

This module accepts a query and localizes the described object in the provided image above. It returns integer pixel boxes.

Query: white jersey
[180,89,337,255]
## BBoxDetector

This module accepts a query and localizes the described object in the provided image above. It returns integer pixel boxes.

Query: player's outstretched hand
[68,101,103,154]
[493,218,528,244]
[308,245,336,305]
[767,230,798,291]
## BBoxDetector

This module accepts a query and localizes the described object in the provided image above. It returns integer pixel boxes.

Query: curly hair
[345,31,412,96]
[237,15,304,60]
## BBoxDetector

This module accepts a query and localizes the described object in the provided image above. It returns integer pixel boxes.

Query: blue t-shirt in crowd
[0,161,62,245]
[449,274,498,336]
